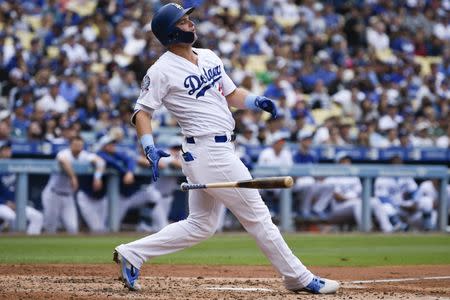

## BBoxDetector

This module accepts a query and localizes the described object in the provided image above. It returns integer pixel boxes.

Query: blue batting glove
[255,96,277,118]
[144,145,170,182]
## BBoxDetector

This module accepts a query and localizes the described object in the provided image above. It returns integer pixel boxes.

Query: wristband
[140,134,154,150]
[94,171,102,180]
[244,94,258,110]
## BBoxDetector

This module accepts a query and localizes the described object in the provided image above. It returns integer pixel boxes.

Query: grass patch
[0,233,449,266]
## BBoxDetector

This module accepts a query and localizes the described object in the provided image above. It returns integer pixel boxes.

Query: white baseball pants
[117,136,314,289]
[77,191,108,233]
[0,204,43,235]
[42,185,78,234]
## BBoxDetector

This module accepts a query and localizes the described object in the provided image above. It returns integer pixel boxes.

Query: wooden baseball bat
[180,176,294,191]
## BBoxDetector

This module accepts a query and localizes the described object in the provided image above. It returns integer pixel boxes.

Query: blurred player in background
[42,136,105,234]
[0,140,43,234]
[257,131,293,216]
[324,152,393,232]
[375,155,436,231]
[292,131,334,221]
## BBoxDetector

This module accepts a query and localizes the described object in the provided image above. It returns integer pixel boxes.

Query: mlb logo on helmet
[170,3,183,10]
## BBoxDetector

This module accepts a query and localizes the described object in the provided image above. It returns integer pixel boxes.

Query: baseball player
[0,140,43,234]
[113,3,339,294]
[324,152,393,232]
[257,131,293,216]
[42,136,105,234]
[292,131,334,220]
[374,155,435,231]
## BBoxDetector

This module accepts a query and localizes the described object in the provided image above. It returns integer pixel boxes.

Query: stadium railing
[0,159,448,233]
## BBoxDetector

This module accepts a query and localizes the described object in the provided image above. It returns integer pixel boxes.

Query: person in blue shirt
[293,131,318,164]
[92,128,166,228]
[59,69,81,104]
[0,141,43,234]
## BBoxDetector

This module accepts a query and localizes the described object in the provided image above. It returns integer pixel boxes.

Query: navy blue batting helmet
[151,3,195,46]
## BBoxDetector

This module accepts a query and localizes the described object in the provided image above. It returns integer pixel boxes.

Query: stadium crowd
[0,0,449,233]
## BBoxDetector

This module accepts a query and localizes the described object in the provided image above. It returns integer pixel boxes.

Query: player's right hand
[70,176,79,191]
[145,145,170,182]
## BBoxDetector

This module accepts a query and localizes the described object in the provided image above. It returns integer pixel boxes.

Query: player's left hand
[145,145,170,182]
[255,96,277,118]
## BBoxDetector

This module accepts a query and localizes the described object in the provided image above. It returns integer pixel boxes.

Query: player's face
[70,139,84,157]
[176,15,197,41]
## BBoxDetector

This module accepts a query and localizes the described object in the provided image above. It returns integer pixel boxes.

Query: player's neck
[168,45,197,65]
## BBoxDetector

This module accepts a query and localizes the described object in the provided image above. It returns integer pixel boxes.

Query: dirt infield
[0,264,449,299]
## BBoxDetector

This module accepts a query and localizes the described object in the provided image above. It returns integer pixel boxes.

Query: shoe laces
[305,276,325,293]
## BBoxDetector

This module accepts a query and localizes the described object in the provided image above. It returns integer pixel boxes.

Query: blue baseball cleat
[113,250,141,291]
[292,276,340,294]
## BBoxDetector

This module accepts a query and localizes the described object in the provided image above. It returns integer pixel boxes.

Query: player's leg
[194,142,337,293]
[211,142,330,290]
[115,187,223,269]
[25,206,43,235]
[41,186,60,233]
[311,183,334,217]
[61,195,78,234]
[77,191,107,232]
[416,196,436,230]
[117,189,153,225]
[0,204,16,230]
[328,199,362,229]
[370,197,394,232]
[145,185,169,231]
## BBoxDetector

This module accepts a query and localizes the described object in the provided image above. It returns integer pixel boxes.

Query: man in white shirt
[42,136,105,234]
[113,3,338,295]
[324,152,393,232]
[36,80,69,114]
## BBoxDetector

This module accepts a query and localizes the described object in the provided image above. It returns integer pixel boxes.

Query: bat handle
[180,182,207,191]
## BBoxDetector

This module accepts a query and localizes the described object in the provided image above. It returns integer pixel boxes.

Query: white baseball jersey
[47,148,98,192]
[374,177,418,204]
[416,181,437,201]
[324,176,362,199]
[257,148,293,168]
[135,48,236,137]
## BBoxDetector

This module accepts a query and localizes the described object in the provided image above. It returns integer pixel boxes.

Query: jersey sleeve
[135,66,168,111]
[56,149,71,162]
[220,65,236,96]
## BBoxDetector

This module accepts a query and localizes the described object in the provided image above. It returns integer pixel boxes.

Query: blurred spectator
[293,131,316,164]
[411,122,434,147]
[0,0,446,164]
[36,79,69,114]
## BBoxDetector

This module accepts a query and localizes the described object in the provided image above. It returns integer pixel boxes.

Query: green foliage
[0,234,449,266]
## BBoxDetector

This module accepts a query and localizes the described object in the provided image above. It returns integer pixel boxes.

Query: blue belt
[186,134,236,144]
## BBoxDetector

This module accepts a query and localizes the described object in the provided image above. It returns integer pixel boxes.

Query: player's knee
[186,217,216,238]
